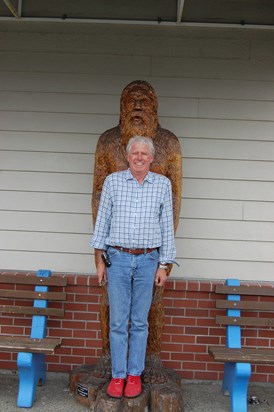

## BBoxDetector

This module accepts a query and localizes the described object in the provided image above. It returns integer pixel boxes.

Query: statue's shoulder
[155,127,181,149]
[97,126,120,146]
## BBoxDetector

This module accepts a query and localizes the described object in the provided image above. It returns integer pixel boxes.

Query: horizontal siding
[0,51,151,76]
[0,171,92,193]
[0,152,93,173]
[1,23,274,281]
[165,118,274,140]
[151,56,274,81]
[0,211,91,234]
[0,191,91,213]
[184,179,274,201]
[178,219,274,241]
[1,71,274,101]
[0,251,91,273]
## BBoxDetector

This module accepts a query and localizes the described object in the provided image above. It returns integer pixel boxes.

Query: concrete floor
[0,371,273,412]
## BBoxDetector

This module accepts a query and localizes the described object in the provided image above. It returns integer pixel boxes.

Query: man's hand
[97,262,107,286]
[155,268,167,287]
[95,249,108,286]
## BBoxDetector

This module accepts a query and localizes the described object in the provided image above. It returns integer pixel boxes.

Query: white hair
[126,136,155,157]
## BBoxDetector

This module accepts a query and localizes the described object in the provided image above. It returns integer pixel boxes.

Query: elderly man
[90,136,176,398]
[92,80,182,383]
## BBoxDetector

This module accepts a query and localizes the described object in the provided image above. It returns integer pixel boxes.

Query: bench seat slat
[0,289,66,301]
[215,285,274,296]
[0,274,67,286]
[216,300,274,311]
[209,346,274,364]
[216,315,274,327]
[0,336,62,354]
[0,305,64,317]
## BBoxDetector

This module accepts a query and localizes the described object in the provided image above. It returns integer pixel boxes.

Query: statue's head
[120,80,158,144]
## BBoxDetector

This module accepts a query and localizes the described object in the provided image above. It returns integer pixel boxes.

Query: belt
[112,246,158,255]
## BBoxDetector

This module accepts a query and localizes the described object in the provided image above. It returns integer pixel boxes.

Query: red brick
[161,343,183,352]
[72,348,94,356]
[65,303,88,312]
[171,335,195,344]
[172,317,196,326]
[194,371,219,380]
[74,312,98,321]
[0,273,273,385]
[256,364,274,373]
[185,326,209,335]
[183,344,207,353]
[163,325,185,335]
[72,329,93,339]
[165,307,185,316]
[196,336,220,345]
[195,353,213,362]
[180,371,194,379]
[49,329,73,338]
[183,362,206,370]
[186,308,209,317]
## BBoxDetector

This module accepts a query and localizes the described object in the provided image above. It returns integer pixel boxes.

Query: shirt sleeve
[158,179,177,264]
[90,177,112,250]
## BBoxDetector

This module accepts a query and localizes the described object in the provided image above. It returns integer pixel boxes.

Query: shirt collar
[125,168,154,184]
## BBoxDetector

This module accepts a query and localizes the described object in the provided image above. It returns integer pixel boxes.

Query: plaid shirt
[90,169,176,263]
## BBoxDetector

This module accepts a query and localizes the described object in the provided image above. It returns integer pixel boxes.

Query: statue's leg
[143,285,169,384]
[92,284,112,379]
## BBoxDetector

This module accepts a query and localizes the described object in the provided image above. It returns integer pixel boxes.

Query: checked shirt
[90,169,176,264]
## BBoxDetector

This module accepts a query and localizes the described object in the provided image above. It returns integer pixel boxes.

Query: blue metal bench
[208,279,274,412]
[0,269,67,408]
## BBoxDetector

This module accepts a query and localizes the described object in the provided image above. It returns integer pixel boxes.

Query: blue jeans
[107,246,159,378]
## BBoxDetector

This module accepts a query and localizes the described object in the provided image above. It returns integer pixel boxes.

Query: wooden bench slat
[0,274,67,286]
[216,300,274,311]
[0,289,66,301]
[0,305,64,317]
[0,336,62,354]
[215,285,274,296]
[209,346,274,364]
[216,315,274,327]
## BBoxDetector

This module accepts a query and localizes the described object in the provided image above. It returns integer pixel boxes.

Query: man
[90,136,176,398]
[92,80,182,383]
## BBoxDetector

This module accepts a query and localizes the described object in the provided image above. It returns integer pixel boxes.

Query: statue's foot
[92,353,112,380]
[142,354,169,384]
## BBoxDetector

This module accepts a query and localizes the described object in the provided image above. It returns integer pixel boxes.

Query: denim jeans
[107,246,159,378]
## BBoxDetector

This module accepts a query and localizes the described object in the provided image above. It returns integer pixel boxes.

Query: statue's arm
[167,138,183,233]
[92,136,110,225]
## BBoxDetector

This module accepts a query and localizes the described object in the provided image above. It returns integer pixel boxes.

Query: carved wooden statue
[92,80,182,383]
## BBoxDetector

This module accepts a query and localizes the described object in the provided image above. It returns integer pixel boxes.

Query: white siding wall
[1,22,274,280]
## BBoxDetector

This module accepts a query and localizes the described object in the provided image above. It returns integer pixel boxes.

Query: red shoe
[124,375,142,398]
[107,378,125,398]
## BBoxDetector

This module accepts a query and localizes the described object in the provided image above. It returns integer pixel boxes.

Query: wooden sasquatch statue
[92,80,182,383]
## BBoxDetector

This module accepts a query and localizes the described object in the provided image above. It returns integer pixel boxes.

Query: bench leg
[17,352,46,408]
[222,362,251,412]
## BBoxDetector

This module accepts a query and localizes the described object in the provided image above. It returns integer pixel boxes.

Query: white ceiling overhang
[1,0,274,29]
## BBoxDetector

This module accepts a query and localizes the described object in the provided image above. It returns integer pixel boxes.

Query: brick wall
[0,271,274,383]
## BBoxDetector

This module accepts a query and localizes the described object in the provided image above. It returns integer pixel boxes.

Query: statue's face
[123,91,154,127]
[119,83,158,144]
[121,86,157,131]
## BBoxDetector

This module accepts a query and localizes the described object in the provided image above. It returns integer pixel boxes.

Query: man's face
[127,142,154,177]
